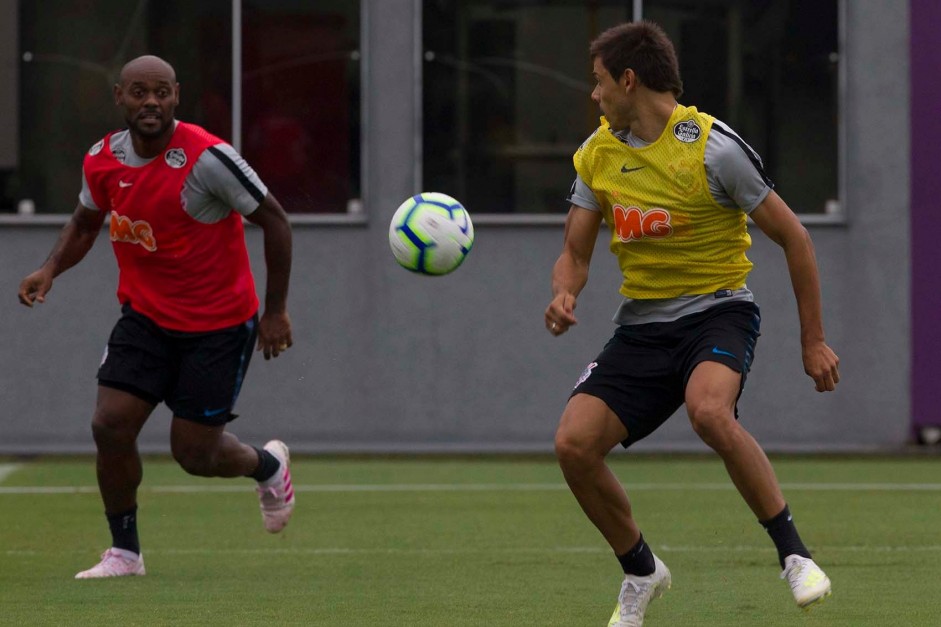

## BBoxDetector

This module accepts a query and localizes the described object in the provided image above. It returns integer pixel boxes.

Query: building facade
[1,1,929,453]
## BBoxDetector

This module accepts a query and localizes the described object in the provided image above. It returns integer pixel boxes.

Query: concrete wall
[0,1,910,454]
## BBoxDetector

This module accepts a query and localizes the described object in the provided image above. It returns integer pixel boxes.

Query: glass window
[9,0,361,215]
[422,0,840,215]
[643,0,840,214]
[241,0,361,214]
[14,1,232,215]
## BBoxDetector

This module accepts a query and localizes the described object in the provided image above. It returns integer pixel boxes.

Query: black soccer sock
[250,446,280,482]
[616,533,656,576]
[107,506,140,555]
[760,504,812,568]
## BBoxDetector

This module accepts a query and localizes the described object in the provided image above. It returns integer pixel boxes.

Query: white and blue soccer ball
[389,192,474,275]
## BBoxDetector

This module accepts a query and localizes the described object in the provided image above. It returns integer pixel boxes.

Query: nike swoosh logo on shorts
[711,346,737,359]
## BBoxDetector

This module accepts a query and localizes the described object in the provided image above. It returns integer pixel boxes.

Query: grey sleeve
[565,174,601,211]
[188,143,269,217]
[704,119,774,213]
[78,172,99,211]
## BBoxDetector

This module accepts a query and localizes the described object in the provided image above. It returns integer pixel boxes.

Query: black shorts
[97,304,259,425]
[571,301,761,448]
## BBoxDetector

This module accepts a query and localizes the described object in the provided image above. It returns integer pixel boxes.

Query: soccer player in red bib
[18,55,297,579]
[544,23,840,624]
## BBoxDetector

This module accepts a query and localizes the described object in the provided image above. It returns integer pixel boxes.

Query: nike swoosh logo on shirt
[118,180,133,188]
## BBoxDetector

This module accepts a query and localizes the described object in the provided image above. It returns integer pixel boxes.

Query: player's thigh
[169,416,226,459]
[167,315,257,425]
[97,304,176,407]
[680,301,760,389]
[567,329,684,449]
[681,301,760,419]
[93,384,155,437]
[684,361,742,420]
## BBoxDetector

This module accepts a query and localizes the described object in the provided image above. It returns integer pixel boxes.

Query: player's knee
[90,411,136,448]
[554,428,597,472]
[688,402,737,450]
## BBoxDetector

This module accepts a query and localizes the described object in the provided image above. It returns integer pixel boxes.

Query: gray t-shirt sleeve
[705,119,773,213]
[565,174,601,211]
[78,171,100,211]
[185,143,269,222]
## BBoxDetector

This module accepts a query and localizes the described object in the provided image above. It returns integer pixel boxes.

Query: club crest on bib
[673,120,701,143]
[88,139,104,156]
[164,148,187,168]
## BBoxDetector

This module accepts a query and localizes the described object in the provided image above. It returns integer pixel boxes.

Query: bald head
[119,55,176,86]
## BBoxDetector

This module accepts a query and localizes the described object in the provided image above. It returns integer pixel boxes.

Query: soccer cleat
[781,554,831,609]
[74,548,145,579]
[257,439,295,533]
[607,554,672,627]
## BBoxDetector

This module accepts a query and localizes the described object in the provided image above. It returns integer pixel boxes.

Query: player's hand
[545,292,578,336]
[18,269,54,307]
[258,310,293,360]
[802,341,840,392]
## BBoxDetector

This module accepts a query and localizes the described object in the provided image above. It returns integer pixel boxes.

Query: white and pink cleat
[75,548,145,579]
[257,439,295,533]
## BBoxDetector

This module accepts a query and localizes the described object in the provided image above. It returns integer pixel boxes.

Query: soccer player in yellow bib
[545,22,840,626]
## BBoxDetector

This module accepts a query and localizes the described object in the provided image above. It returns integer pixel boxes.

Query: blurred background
[1,0,937,455]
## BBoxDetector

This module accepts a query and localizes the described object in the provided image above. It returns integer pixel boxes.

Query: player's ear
[113,83,122,106]
[622,68,636,92]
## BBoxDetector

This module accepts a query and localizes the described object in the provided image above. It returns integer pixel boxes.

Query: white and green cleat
[781,554,831,609]
[607,555,672,626]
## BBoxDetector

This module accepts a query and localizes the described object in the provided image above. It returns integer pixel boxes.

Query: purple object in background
[910,0,941,443]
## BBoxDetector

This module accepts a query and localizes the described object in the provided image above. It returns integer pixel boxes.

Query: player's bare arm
[546,205,602,336]
[18,203,106,307]
[750,191,840,392]
[245,193,293,360]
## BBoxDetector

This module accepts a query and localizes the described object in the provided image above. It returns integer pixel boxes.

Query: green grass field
[1,455,939,626]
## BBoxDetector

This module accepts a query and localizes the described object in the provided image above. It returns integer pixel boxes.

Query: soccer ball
[389,192,474,275]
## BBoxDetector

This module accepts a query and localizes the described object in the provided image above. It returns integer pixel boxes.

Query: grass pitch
[1,455,939,626]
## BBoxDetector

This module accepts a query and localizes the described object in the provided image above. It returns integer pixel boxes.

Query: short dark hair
[589,21,683,97]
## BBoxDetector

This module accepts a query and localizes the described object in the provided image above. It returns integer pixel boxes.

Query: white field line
[0,464,21,483]
[4,544,941,557]
[2,481,941,495]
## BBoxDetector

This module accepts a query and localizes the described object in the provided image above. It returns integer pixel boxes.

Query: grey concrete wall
[0,1,910,454]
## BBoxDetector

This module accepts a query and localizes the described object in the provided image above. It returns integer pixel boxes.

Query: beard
[128,112,173,138]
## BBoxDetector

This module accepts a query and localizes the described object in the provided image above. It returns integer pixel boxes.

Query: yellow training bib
[573,105,752,299]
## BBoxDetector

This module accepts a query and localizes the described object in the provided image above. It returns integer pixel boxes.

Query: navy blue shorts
[97,304,258,425]
[571,301,761,448]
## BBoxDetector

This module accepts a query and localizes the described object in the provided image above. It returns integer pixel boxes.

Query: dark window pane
[16,1,231,214]
[423,1,632,214]
[241,0,361,213]
[423,0,839,215]
[645,0,839,213]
